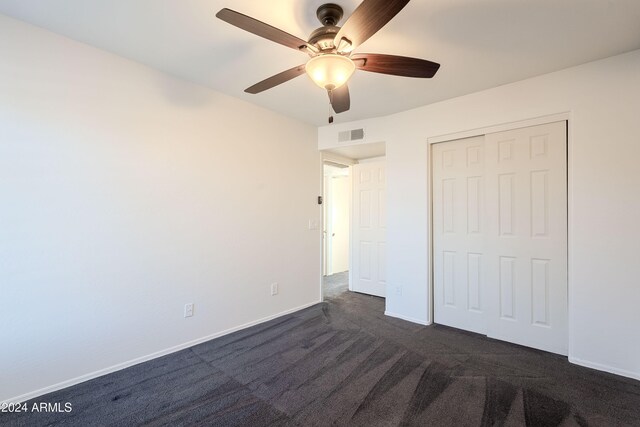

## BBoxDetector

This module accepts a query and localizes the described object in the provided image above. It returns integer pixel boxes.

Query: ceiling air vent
[338,128,365,143]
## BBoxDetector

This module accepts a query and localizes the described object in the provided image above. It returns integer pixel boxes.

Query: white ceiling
[1,0,639,126]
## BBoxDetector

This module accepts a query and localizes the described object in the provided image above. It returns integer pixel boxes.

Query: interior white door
[323,173,330,276]
[484,121,568,355]
[352,160,386,297]
[432,121,568,355]
[432,136,488,334]
[330,175,350,273]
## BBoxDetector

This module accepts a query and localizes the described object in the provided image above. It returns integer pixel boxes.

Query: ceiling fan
[216,0,440,123]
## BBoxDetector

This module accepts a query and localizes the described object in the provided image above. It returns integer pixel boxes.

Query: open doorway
[320,142,387,302]
[322,162,351,300]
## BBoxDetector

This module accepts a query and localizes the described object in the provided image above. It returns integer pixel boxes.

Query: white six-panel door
[432,122,568,355]
[352,160,386,297]
[484,122,568,354]
[433,136,488,334]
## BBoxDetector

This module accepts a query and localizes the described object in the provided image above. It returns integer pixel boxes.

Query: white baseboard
[4,300,320,404]
[384,311,430,326]
[569,356,640,382]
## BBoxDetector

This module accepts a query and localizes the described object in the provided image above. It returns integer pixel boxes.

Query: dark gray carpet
[3,291,640,426]
[322,271,349,299]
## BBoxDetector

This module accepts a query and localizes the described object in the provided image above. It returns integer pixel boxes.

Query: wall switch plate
[184,303,194,318]
[308,219,319,230]
[271,283,278,296]
[395,285,403,296]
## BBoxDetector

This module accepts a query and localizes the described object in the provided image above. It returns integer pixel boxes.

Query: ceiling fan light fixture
[305,54,356,90]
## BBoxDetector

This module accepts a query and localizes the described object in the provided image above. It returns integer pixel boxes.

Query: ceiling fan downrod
[316,3,344,27]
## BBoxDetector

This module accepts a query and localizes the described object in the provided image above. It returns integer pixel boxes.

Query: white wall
[0,15,321,402]
[319,49,640,380]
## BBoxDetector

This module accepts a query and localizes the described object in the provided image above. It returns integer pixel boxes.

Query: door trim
[427,113,572,354]
[427,112,571,145]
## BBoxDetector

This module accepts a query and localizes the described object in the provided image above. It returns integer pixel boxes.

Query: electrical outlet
[394,285,403,296]
[271,282,279,296]
[184,303,194,318]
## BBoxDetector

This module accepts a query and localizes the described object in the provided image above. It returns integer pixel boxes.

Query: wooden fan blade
[245,65,307,94]
[217,8,314,53]
[334,0,410,52]
[329,85,350,114]
[351,53,440,78]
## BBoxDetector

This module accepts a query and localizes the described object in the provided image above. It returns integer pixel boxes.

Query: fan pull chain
[328,89,334,124]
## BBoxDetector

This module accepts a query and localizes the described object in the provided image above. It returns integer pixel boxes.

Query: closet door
[432,136,488,334]
[484,121,568,355]
[432,122,568,355]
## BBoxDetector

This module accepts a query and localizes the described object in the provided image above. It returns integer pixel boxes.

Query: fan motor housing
[308,26,340,51]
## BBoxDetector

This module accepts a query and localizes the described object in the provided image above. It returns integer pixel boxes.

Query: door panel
[324,166,350,276]
[433,136,487,334]
[330,176,350,273]
[485,121,568,355]
[352,160,386,297]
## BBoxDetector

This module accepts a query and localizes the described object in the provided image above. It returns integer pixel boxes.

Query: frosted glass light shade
[305,54,355,90]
